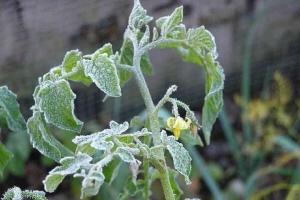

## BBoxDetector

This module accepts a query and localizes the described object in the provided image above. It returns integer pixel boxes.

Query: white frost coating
[11,187,22,200]
[91,140,114,152]
[27,111,61,162]
[115,147,139,163]
[128,0,153,30]
[72,121,129,148]
[43,153,92,193]
[186,26,217,58]
[36,79,83,132]
[83,54,121,97]
[161,131,192,184]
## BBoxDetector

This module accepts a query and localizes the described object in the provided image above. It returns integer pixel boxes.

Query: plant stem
[132,41,175,200]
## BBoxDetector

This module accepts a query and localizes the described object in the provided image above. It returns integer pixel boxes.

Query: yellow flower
[167,116,191,140]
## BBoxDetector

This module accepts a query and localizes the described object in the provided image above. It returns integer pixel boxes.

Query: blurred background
[0,0,300,199]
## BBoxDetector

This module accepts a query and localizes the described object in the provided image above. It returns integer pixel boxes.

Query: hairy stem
[132,38,175,200]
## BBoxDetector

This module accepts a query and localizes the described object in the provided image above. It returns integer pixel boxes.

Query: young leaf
[62,50,82,73]
[0,143,13,177]
[67,61,92,86]
[92,43,113,59]
[36,79,83,132]
[84,54,121,97]
[0,86,26,132]
[186,27,217,58]
[128,0,152,30]
[161,132,192,184]
[160,6,183,36]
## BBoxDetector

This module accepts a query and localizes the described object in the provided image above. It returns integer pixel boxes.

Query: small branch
[154,85,178,115]
[169,98,179,117]
[117,64,135,73]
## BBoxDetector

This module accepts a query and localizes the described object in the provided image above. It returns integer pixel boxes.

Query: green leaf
[0,143,13,177]
[128,0,152,30]
[161,131,192,184]
[102,159,121,184]
[27,111,69,162]
[168,169,183,200]
[62,50,82,73]
[180,130,203,146]
[84,54,121,97]
[36,79,83,132]
[6,131,30,176]
[286,184,300,200]
[0,86,26,132]
[119,39,152,86]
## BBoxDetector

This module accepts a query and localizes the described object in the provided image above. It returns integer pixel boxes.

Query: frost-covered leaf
[161,131,191,184]
[91,140,114,152]
[128,0,152,30]
[36,79,83,132]
[73,121,129,147]
[0,86,26,132]
[115,147,138,163]
[43,153,92,192]
[159,6,183,36]
[60,50,92,86]
[186,27,217,58]
[109,121,129,135]
[43,173,64,193]
[84,54,121,97]
[201,54,224,144]
[92,43,113,59]
[27,111,72,162]
[62,50,82,73]
[0,143,13,176]
[67,61,92,86]
[118,39,153,86]
[155,16,223,144]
